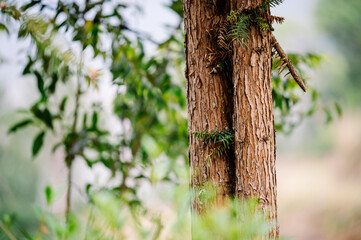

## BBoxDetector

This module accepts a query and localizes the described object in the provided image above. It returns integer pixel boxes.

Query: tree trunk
[184,0,234,213]
[230,0,278,236]
[184,0,278,236]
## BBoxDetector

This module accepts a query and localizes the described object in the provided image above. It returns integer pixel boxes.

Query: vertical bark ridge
[231,1,278,237]
[184,0,235,213]
[230,0,263,10]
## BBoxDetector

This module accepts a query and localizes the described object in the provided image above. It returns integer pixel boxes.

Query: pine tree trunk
[184,0,278,236]
[230,0,278,236]
[184,0,235,213]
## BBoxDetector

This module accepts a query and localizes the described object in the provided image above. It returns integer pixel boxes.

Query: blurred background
[0,0,360,239]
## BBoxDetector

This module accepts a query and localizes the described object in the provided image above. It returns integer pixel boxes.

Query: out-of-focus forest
[0,0,360,239]
[274,0,361,239]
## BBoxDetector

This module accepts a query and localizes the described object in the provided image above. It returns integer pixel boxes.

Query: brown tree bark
[184,0,278,236]
[230,0,278,236]
[183,0,235,213]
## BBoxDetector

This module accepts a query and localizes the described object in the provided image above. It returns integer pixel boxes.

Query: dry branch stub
[271,34,307,92]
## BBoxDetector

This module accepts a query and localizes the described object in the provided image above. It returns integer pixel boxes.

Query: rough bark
[184,0,235,213]
[230,0,278,236]
[184,0,278,236]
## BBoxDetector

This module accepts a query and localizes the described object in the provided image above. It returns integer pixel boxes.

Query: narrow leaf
[52,142,63,153]
[22,56,34,75]
[42,109,54,129]
[45,185,52,205]
[32,131,45,157]
[323,108,333,124]
[0,23,9,35]
[59,96,68,113]
[334,102,342,117]
[8,119,33,134]
[34,71,46,99]
[91,112,98,129]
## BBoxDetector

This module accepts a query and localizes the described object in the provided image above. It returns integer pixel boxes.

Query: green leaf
[59,96,68,113]
[306,105,316,116]
[31,106,54,129]
[32,131,45,157]
[82,113,88,129]
[85,184,91,195]
[34,71,46,99]
[8,119,33,134]
[20,0,41,11]
[31,105,43,119]
[259,0,284,10]
[48,72,59,94]
[167,0,183,18]
[52,142,63,153]
[334,102,342,117]
[0,23,9,35]
[91,112,98,129]
[42,109,53,129]
[311,89,319,102]
[23,56,34,75]
[323,108,333,124]
[45,185,52,205]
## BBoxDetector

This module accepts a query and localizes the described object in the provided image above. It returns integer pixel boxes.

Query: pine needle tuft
[193,128,234,162]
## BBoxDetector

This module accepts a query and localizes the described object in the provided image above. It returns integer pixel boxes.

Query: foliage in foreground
[1,178,271,240]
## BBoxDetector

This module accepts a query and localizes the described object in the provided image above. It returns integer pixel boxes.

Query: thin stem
[65,162,72,221]
[120,163,129,195]
[0,220,16,240]
[65,56,82,222]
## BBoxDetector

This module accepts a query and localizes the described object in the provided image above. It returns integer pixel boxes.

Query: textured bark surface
[184,0,234,213]
[230,0,263,10]
[184,0,278,235]
[230,0,278,236]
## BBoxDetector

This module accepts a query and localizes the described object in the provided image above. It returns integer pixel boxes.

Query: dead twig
[271,34,307,92]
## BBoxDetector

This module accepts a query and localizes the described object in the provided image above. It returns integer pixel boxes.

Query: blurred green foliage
[272,52,341,132]
[3,0,187,206]
[0,146,39,238]
[317,0,361,106]
[1,0,187,237]
[1,180,271,240]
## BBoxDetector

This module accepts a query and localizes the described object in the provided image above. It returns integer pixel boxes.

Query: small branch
[65,163,72,222]
[270,15,285,24]
[0,220,16,240]
[271,34,307,92]
[65,57,82,222]
[120,162,130,195]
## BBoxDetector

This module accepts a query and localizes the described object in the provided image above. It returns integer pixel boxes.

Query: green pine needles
[225,0,283,48]
[193,128,234,162]
[209,0,285,74]
[193,128,234,147]
[258,0,284,10]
